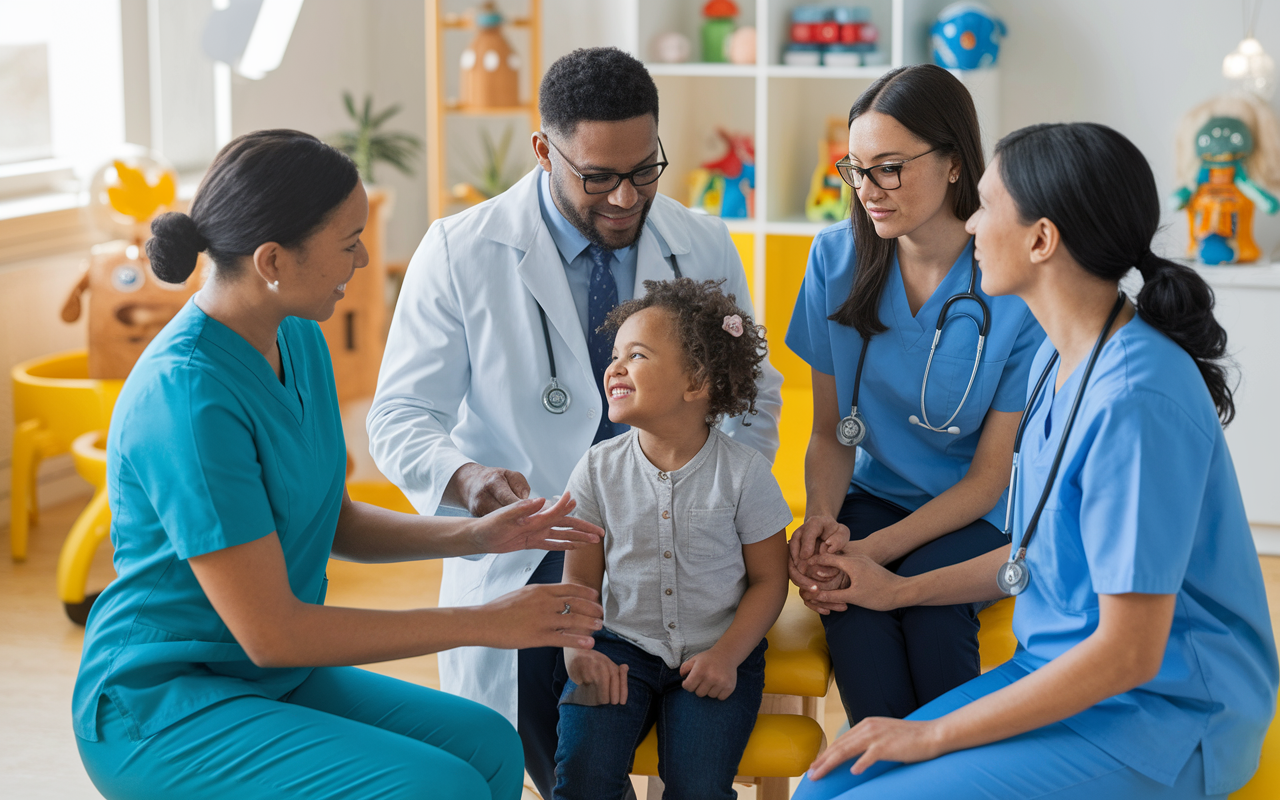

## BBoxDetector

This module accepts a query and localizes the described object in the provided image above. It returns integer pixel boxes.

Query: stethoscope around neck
[837,245,991,447]
[537,252,683,414]
[995,293,1126,596]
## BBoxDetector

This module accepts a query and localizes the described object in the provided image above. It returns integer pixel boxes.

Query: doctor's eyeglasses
[544,136,669,194]
[836,147,937,190]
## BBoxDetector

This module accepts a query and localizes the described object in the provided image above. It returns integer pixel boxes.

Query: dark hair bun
[147,212,207,284]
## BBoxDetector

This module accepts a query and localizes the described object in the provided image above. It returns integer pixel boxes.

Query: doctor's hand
[470,492,603,554]
[448,462,532,517]
[477,582,603,651]
[564,647,629,705]
[679,646,739,700]
[789,515,851,578]
[806,716,946,780]
[797,552,907,613]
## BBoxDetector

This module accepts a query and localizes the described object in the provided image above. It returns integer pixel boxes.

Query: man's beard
[551,171,653,251]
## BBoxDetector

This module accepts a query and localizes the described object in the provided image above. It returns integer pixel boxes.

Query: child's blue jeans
[553,629,768,800]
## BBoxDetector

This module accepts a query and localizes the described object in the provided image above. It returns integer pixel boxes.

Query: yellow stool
[976,597,1018,672]
[632,586,830,800]
[58,430,113,624]
[10,351,122,561]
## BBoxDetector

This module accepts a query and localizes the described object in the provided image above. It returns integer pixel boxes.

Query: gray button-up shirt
[566,428,792,667]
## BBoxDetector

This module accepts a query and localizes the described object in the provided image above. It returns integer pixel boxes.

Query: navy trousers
[821,492,1008,725]
[517,550,569,800]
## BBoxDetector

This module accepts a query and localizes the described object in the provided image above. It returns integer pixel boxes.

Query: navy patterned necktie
[586,244,623,443]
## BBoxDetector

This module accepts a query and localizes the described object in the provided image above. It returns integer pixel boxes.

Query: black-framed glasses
[544,136,668,194]
[835,147,937,190]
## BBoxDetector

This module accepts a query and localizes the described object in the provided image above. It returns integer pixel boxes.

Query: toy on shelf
[65,156,203,380]
[460,2,521,109]
[932,2,1005,71]
[1171,94,1280,264]
[783,6,879,68]
[806,116,853,223]
[728,26,757,65]
[650,31,692,64]
[688,130,755,219]
[701,0,738,63]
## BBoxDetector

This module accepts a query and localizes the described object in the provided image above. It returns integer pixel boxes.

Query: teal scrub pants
[77,666,525,800]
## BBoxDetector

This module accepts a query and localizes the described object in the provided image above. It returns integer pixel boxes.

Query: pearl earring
[268,281,279,292]
[949,175,958,183]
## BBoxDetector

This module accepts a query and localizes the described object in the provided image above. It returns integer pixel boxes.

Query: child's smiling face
[605,306,706,428]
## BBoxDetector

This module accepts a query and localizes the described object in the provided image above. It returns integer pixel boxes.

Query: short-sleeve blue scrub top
[1005,315,1278,795]
[72,299,347,743]
[785,221,1045,528]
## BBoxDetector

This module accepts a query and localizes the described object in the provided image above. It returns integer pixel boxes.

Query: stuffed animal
[1171,94,1280,264]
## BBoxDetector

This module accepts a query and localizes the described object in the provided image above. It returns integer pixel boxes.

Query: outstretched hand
[479,582,603,651]
[471,492,603,554]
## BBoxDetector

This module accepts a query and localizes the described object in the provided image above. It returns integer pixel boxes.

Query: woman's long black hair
[996,122,1235,424]
[831,64,984,337]
[146,129,359,283]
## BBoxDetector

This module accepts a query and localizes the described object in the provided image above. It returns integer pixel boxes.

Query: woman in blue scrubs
[792,123,1278,799]
[73,130,607,800]
[786,64,1044,725]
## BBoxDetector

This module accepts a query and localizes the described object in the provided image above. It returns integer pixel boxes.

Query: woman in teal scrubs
[792,123,1277,799]
[786,64,1044,725]
[73,130,606,800]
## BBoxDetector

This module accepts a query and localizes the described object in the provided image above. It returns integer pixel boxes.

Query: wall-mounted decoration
[460,2,521,109]
[1172,94,1280,264]
[931,2,1005,71]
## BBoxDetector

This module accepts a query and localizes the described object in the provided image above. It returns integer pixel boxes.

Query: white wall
[995,0,1280,260]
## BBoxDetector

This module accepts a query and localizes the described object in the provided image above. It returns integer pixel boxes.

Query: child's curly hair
[601,278,767,427]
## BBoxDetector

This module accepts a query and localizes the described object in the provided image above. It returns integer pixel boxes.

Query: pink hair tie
[722,314,744,337]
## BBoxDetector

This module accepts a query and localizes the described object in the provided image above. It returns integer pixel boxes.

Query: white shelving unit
[620,0,1001,322]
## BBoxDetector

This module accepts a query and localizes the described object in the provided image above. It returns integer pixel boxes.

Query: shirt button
[668,622,676,629]
[661,510,670,519]
[663,550,672,559]
[665,588,673,595]
[658,471,668,481]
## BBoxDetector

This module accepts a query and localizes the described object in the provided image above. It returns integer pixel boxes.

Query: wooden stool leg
[10,420,42,561]
[757,777,791,800]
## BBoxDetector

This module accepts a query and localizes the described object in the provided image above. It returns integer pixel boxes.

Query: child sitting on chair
[553,278,792,800]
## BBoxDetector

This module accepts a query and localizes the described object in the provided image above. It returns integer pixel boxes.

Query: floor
[2,492,847,799]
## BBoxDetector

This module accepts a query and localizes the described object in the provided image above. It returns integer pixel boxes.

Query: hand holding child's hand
[679,647,738,700]
[565,648,629,705]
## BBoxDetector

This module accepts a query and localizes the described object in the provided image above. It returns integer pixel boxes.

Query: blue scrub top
[72,300,346,742]
[1010,315,1278,795]
[785,221,1044,527]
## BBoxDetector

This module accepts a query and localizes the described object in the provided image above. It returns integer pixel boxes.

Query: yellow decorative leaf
[106,160,177,222]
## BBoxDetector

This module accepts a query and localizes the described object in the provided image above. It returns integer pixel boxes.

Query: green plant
[331,92,423,184]
[465,125,526,199]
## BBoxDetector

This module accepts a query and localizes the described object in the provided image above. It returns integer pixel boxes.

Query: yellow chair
[632,586,830,800]
[10,351,122,561]
[58,430,112,624]
[976,597,1018,673]
[1233,707,1280,798]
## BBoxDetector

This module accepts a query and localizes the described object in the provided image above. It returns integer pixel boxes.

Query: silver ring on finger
[560,602,571,615]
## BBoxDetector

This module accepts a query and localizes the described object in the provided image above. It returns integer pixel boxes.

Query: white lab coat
[366,168,782,724]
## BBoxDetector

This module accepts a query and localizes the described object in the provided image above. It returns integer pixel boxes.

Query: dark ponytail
[995,123,1235,424]
[146,129,359,284]
[831,64,984,337]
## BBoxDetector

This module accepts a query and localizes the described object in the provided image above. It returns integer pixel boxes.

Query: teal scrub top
[1010,315,1278,795]
[72,300,346,742]
[785,221,1045,527]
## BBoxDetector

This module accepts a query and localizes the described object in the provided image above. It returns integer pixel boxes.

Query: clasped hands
[787,515,904,614]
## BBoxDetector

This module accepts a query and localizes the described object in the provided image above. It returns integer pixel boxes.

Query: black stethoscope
[838,246,991,447]
[995,293,1126,595]
[538,253,683,414]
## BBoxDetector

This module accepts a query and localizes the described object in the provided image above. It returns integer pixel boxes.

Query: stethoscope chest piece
[837,409,867,447]
[542,379,571,414]
[996,555,1031,595]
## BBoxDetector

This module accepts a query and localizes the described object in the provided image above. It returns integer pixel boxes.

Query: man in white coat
[368,48,781,798]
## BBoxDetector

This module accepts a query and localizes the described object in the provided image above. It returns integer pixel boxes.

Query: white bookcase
[618,0,1001,324]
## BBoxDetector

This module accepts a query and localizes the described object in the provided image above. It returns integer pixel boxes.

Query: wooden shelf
[440,14,533,29]
[442,102,536,115]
